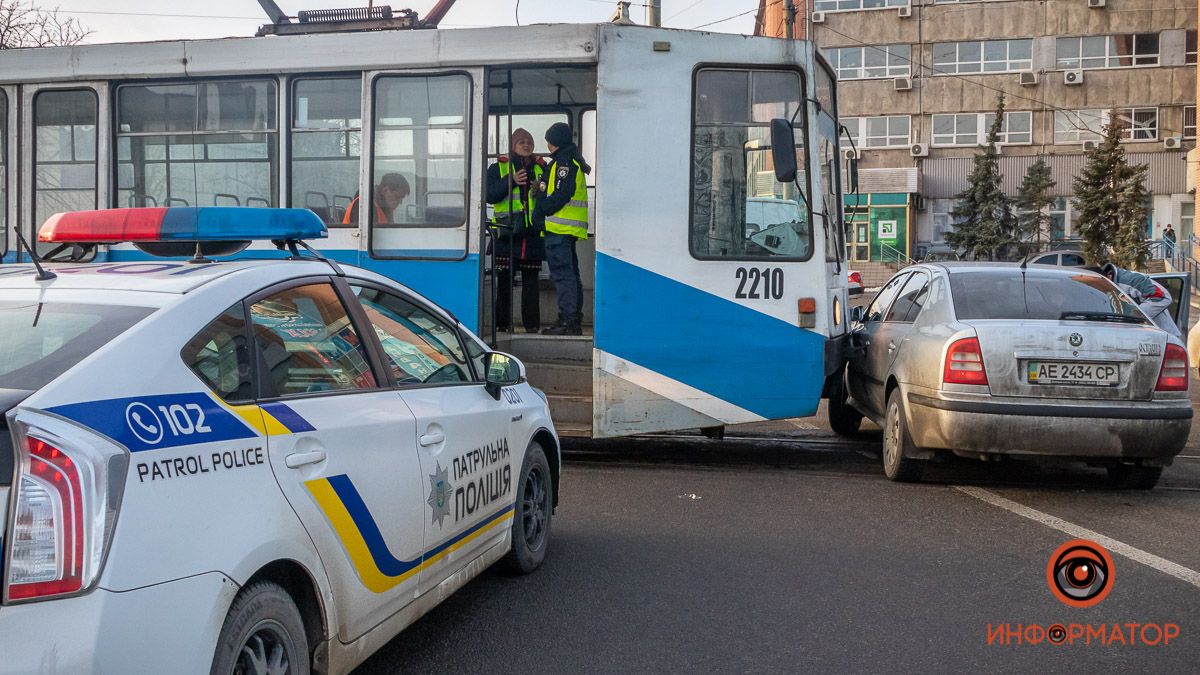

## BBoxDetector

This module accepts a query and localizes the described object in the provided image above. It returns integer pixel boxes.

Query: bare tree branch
[0,1,90,49]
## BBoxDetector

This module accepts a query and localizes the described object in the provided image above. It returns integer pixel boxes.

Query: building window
[823,45,911,80]
[691,68,811,260]
[1053,108,1158,144]
[1049,197,1071,240]
[117,80,277,210]
[931,111,1032,146]
[291,77,361,227]
[34,89,97,233]
[814,0,908,12]
[932,39,1032,74]
[1185,107,1197,140]
[1188,31,1197,65]
[842,115,911,148]
[1055,34,1160,70]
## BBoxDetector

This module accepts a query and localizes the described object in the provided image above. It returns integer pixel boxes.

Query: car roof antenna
[14,230,57,281]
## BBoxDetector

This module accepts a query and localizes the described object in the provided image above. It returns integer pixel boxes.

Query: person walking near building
[486,128,545,333]
[533,122,591,336]
[1163,223,1177,258]
[342,173,409,225]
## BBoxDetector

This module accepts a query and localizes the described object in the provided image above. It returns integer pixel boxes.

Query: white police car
[0,208,560,673]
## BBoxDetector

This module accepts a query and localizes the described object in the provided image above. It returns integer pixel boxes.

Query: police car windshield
[0,301,154,391]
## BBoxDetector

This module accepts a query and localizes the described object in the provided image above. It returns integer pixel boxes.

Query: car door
[251,279,426,643]
[1150,272,1190,337]
[345,281,520,596]
[847,272,909,418]
[866,271,930,413]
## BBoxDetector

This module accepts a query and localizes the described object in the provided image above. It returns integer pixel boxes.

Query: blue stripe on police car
[48,392,258,453]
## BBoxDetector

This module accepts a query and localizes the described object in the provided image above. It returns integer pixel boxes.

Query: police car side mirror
[484,352,523,400]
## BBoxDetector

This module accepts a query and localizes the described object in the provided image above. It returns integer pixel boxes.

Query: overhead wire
[693,0,783,30]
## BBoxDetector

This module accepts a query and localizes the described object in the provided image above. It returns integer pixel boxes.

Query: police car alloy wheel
[504,440,553,574]
[210,582,310,675]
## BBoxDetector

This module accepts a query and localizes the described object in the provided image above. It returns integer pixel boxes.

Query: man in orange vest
[342,173,410,225]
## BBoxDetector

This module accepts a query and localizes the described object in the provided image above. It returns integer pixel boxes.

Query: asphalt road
[357,432,1200,673]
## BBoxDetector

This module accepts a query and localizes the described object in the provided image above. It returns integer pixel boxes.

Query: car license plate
[1027,361,1118,386]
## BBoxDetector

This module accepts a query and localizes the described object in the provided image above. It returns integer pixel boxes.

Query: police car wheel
[211,582,310,675]
[503,440,553,574]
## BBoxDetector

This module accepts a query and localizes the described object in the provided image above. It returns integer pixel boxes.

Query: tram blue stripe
[594,253,825,420]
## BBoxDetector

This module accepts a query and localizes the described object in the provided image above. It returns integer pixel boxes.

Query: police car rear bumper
[0,571,236,672]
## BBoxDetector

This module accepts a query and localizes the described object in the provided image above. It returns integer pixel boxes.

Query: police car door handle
[285,450,327,469]
[419,430,446,447]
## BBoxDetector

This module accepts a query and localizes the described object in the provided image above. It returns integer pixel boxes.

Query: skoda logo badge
[1069,333,1083,347]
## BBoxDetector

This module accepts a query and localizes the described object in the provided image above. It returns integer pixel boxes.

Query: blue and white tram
[0,22,853,438]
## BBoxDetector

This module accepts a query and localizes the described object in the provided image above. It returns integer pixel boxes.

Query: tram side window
[371,74,469,230]
[34,89,97,230]
[691,69,810,261]
[486,113,566,158]
[116,80,277,209]
[292,77,361,227]
[815,63,843,263]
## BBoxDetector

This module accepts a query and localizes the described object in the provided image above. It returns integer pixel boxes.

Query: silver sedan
[829,263,1192,489]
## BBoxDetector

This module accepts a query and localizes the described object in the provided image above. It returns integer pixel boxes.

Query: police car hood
[0,260,280,294]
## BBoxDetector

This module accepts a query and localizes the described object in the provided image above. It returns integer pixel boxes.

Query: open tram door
[483,65,598,437]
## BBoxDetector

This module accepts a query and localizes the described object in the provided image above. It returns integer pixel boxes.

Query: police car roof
[0,259,338,295]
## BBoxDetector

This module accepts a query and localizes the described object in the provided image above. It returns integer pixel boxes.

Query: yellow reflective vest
[544,157,589,240]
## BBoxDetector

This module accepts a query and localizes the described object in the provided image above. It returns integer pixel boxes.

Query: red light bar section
[40,208,169,243]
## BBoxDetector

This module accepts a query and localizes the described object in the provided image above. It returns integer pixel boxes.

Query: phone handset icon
[131,411,158,436]
[125,402,165,445]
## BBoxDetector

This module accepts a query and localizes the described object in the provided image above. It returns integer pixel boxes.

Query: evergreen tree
[1014,157,1056,250]
[1072,109,1151,267]
[946,95,1017,260]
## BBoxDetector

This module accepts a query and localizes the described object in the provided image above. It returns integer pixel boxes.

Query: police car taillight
[4,414,127,603]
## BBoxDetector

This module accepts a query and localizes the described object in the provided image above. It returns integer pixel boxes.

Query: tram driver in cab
[342,173,411,225]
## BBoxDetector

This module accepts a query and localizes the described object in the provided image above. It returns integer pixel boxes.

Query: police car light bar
[38,207,328,244]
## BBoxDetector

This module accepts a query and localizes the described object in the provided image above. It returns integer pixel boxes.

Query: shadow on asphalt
[562,432,1200,492]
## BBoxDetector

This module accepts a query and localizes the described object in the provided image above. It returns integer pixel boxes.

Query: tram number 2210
[734,267,784,300]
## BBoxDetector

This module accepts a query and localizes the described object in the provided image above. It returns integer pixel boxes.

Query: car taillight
[943,337,988,386]
[1156,344,1189,392]
[849,271,862,285]
[4,414,127,603]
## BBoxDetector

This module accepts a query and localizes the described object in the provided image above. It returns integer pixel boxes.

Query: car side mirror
[847,156,859,194]
[851,305,865,323]
[770,118,797,183]
[484,351,523,400]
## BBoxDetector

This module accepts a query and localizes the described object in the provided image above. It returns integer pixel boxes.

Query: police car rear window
[0,302,154,391]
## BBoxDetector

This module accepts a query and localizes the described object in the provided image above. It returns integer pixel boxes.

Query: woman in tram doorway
[487,128,546,333]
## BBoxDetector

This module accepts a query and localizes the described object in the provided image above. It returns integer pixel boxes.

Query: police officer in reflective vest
[486,128,545,333]
[533,122,591,336]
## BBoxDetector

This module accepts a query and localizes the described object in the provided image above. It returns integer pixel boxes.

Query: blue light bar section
[159,207,328,241]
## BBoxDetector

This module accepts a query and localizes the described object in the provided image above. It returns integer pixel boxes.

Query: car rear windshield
[0,302,155,392]
[949,271,1145,322]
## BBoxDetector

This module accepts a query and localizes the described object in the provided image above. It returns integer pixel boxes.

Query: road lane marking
[1177,455,1200,460]
[955,485,1200,591]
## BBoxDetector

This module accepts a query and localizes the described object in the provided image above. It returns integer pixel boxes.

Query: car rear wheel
[503,440,553,574]
[210,582,309,675]
[827,371,863,437]
[1106,464,1162,490]
[883,390,925,483]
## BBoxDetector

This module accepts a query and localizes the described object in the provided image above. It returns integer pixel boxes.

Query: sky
[46,0,759,45]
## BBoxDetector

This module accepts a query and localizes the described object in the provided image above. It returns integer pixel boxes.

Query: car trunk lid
[967,320,1167,400]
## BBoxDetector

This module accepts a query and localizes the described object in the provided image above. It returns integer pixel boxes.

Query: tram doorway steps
[496,334,592,363]
[496,334,594,435]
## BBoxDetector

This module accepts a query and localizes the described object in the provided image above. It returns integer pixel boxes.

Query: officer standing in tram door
[486,128,545,333]
[533,122,591,336]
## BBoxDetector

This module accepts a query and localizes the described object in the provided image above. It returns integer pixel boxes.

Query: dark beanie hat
[545,122,573,148]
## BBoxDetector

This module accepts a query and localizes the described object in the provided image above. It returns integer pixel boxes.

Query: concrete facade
[763,0,1197,261]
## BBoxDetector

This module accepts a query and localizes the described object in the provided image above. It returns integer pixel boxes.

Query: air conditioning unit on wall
[1088,0,1106,8]
[911,143,929,157]
[811,11,825,23]
[1064,69,1084,85]
[844,147,861,160]
[1082,139,1100,151]
[894,76,913,91]
[1164,136,1183,150]
[898,6,912,18]
[1019,71,1039,86]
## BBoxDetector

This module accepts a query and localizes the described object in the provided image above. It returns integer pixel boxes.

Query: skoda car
[0,208,560,673]
[829,263,1190,489]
